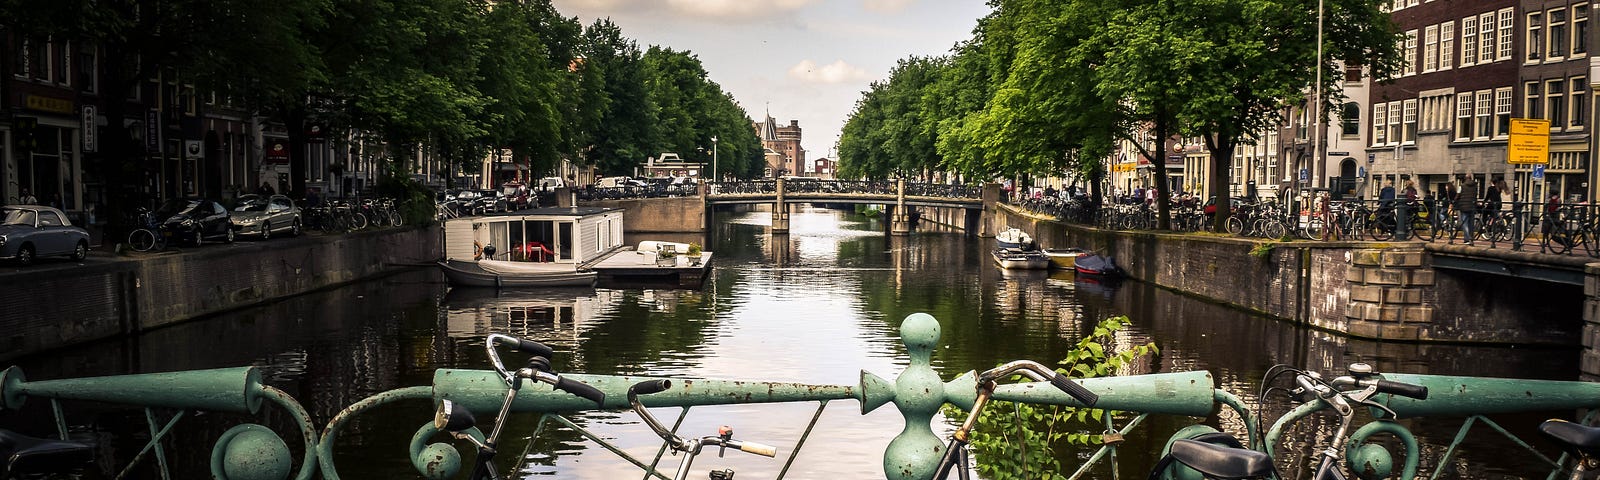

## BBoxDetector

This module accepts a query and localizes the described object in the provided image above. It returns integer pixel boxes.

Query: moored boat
[1074,253,1122,277]
[995,227,1035,250]
[1042,248,1087,269]
[992,248,1051,270]
[437,260,598,287]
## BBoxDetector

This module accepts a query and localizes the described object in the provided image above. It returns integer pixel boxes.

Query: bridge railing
[903,182,982,199]
[703,179,980,201]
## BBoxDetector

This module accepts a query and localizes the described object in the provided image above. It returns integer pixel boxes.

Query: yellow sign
[23,95,74,114]
[1507,118,1550,165]
[1112,162,1136,172]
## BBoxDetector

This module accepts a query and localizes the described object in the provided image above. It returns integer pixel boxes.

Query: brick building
[753,114,804,177]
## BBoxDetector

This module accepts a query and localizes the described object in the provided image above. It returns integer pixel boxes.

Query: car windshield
[235,199,269,212]
[502,186,520,195]
[2,208,37,226]
[155,199,203,217]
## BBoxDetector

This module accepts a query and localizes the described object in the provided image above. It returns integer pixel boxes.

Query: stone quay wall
[0,227,441,362]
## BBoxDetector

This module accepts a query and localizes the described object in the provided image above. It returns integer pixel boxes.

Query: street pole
[712,136,719,181]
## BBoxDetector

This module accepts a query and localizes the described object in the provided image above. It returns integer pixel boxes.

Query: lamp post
[711,136,719,181]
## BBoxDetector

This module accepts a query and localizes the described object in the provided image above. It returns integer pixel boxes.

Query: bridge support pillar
[1343,246,1436,341]
[1584,265,1600,380]
[771,178,789,233]
[891,178,911,236]
[978,183,1001,237]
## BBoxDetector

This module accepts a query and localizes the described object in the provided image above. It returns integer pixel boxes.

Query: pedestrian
[259,182,275,195]
[1543,192,1562,236]
[1484,178,1504,212]
[18,188,36,205]
[1403,180,1418,201]
[1455,175,1479,244]
[1379,180,1396,208]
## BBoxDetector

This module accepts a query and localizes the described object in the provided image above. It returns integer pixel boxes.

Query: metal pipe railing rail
[1262,372,1600,479]
[317,313,1223,480]
[705,180,981,201]
[0,365,319,480]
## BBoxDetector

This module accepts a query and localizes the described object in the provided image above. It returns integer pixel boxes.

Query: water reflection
[0,204,1583,479]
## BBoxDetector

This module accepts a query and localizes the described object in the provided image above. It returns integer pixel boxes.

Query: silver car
[0,206,91,265]
[230,194,302,239]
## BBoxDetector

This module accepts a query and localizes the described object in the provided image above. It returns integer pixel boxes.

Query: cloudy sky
[549,0,993,167]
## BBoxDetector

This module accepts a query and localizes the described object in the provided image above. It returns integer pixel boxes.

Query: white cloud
[862,0,915,14]
[787,60,874,84]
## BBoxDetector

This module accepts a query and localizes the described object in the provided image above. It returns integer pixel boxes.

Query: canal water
[1,205,1581,479]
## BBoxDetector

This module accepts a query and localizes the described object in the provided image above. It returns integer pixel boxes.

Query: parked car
[153,198,233,245]
[501,182,533,210]
[231,194,302,239]
[537,177,566,193]
[0,205,91,265]
[474,189,509,214]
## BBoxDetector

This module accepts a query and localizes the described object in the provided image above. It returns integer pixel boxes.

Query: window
[1500,8,1515,60]
[1424,25,1439,72]
[1578,4,1590,55]
[1572,77,1587,128]
[1548,79,1568,130]
[1480,12,1497,64]
[1408,0,1418,7]
[1456,93,1474,139]
[1530,12,1545,61]
[1552,8,1569,59]
[1374,103,1388,145]
[1441,21,1455,69]
[1403,99,1418,142]
[27,38,49,81]
[1405,30,1418,75]
[1389,103,1403,144]
[1474,91,1492,138]
[1463,16,1479,66]
[38,212,62,227]
[53,42,68,86]
[1345,64,1363,82]
[1527,81,1543,119]
[1342,102,1361,136]
[76,43,95,93]
[1495,88,1513,136]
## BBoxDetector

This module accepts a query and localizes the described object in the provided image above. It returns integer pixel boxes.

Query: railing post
[891,178,911,236]
[772,177,790,233]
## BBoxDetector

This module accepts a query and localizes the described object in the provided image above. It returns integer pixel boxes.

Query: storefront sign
[81,105,96,152]
[264,138,290,163]
[184,140,203,160]
[23,94,74,114]
[145,109,160,153]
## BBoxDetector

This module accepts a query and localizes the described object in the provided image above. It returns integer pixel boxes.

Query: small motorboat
[1042,247,1087,269]
[1074,253,1123,277]
[995,227,1035,250]
[993,248,1051,270]
[438,260,598,288]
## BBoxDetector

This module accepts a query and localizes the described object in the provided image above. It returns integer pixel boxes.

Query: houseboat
[438,207,625,288]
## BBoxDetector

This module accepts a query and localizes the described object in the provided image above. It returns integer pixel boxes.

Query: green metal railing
[10,313,1600,479]
[0,365,318,480]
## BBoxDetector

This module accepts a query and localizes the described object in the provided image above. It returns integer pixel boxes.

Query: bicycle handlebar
[1373,379,1429,400]
[978,360,1098,407]
[555,376,607,405]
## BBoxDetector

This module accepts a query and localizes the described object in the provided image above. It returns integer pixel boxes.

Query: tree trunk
[1151,114,1172,230]
[285,103,308,198]
[1207,133,1236,232]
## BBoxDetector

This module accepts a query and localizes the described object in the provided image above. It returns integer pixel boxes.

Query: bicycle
[629,379,780,480]
[1158,363,1428,480]
[933,360,1099,480]
[126,208,167,252]
[1539,419,1600,480]
[431,334,606,480]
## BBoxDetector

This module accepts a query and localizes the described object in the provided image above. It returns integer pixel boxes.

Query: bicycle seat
[1539,420,1600,457]
[1,428,93,477]
[1168,439,1276,479]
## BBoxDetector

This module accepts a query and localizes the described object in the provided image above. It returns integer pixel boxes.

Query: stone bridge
[705,179,985,234]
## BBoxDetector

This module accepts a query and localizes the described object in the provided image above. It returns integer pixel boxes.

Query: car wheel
[225,227,235,243]
[291,220,301,237]
[194,230,204,247]
[17,244,34,265]
[262,222,271,240]
[72,241,88,261]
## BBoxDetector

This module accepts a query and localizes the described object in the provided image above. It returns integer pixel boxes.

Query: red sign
[264,139,290,163]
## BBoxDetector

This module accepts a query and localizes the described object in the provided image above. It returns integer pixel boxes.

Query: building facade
[753,114,804,177]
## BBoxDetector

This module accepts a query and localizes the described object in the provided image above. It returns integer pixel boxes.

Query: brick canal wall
[0,226,441,362]
[584,195,706,233]
[996,205,1582,345]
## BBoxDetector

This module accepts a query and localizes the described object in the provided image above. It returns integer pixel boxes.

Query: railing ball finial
[884,313,946,480]
[210,424,292,480]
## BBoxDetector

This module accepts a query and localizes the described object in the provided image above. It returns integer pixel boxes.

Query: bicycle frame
[933,360,1100,480]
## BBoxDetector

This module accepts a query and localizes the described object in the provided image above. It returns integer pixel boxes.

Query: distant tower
[752,111,804,178]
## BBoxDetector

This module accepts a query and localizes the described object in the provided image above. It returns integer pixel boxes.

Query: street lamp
[711,136,719,181]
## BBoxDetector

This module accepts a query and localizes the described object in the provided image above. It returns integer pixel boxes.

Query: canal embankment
[0,226,440,362]
[995,204,1586,347]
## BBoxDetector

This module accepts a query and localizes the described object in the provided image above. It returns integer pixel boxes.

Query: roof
[479,206,621,218]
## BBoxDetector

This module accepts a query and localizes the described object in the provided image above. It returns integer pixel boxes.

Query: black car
[153,198,234,245]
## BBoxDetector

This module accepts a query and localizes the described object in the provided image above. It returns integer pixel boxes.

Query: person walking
[1455,175,1479,245]
[17,188,37,205]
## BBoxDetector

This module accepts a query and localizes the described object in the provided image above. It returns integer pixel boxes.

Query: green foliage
[1248,241,1278,258]
[375,174,438,226]
[942,316,1160,479]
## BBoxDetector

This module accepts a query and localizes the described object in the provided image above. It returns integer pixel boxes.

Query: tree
[581,19,658,176]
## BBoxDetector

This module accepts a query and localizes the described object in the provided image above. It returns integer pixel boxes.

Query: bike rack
[0,365,319,480]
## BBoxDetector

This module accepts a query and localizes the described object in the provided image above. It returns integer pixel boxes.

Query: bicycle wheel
[1303,217,1323,240]
[128,229,158,252]
[1225,216,1244,235]
[1263,220,1287,239]
[390,209,405,227]
[351,212,368,230]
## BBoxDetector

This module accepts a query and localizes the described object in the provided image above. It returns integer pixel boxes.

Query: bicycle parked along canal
[431,333,606,480]
[1155,363,1428,480]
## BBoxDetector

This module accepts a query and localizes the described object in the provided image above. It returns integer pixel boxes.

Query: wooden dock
[588,248,713,288]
